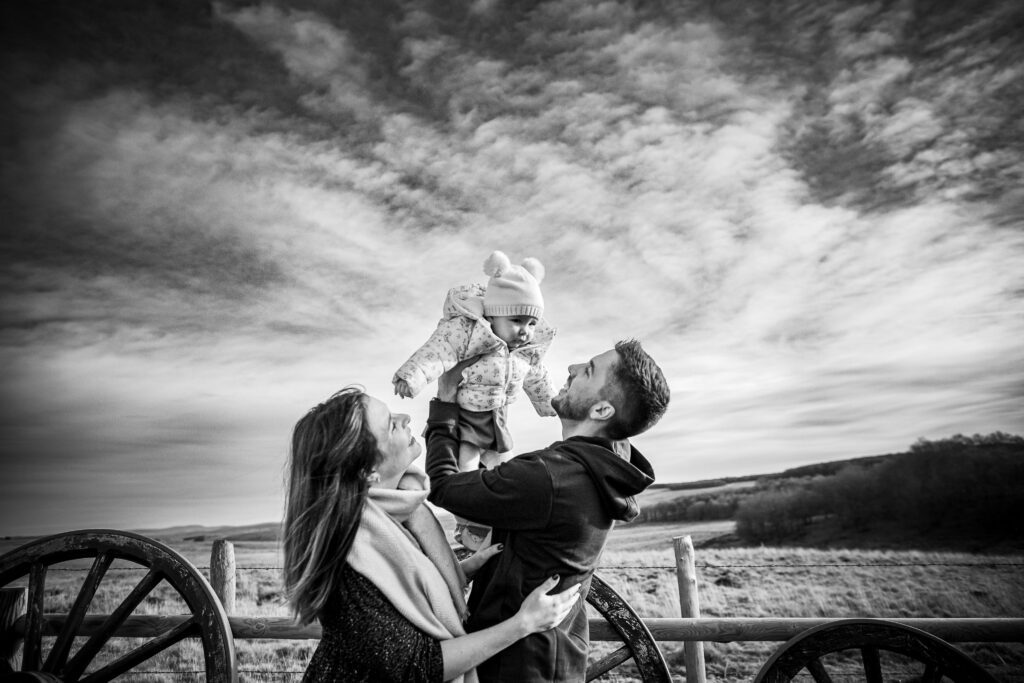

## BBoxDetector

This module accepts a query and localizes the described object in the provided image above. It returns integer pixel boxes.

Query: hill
[34,435,1011,556]
[635,435,1024,554]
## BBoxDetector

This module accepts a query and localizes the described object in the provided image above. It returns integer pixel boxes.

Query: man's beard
[552,392,589,421]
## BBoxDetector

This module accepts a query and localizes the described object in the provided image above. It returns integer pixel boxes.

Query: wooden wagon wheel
[0,529,236,682]
[753,617,998,683]
[585,574,671,682]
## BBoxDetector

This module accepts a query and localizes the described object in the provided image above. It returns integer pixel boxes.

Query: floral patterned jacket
[394,283,557,416]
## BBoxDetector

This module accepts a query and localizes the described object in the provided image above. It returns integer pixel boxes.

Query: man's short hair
[601,339,670,440]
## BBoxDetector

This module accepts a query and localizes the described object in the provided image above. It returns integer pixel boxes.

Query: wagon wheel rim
[0,529,237,682]
[753,617,999,683]
[585,574,671,682]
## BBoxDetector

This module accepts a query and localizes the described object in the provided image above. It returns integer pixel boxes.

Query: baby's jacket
[394,283,557,416]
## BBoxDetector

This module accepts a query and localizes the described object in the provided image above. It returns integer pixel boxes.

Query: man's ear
[588,400,615,422]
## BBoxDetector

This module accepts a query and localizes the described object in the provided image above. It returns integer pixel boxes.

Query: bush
[734,433,1024,544]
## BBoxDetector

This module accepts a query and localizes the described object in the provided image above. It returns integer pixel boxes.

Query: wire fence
[14,556,1024,681]
[45,560,1024,571]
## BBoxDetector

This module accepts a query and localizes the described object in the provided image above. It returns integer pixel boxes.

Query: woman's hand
[514,576,582,635]
[459,542,503,580]
[439,573,582,679]
[436,356,484,403]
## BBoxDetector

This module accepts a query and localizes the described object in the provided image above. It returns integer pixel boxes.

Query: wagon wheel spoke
[22,562,47,672]
[587,644,632,678]
[805,657,832,683]
[42,551,113,673]
[64,568,163,680]
[585,574,671,682]
[753,618,999,683]
[860,645,882,683]
[79,615,199,683]
[0,529,237,682]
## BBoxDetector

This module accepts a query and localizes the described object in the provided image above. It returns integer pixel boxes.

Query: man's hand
[436,356,484,402]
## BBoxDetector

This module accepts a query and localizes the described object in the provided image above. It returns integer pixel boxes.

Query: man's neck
[559,419,631,458]
[560,419,605,441]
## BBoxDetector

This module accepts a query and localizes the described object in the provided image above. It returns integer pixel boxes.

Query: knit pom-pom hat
[482,251,545,318]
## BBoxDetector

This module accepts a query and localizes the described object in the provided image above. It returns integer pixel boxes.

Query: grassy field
[3,519,1022,682]
[596,526,1024,681]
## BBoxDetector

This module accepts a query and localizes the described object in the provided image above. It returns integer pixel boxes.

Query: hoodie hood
[444,283,555,351]
[443,282,488,320]
[553,436,655,522]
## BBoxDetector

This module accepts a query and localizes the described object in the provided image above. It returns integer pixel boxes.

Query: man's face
[552,349,618,421]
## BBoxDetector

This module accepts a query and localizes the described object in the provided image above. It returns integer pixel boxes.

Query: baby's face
[489,315,539,349]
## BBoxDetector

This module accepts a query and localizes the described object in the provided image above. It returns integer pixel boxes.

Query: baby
[393,250,557,549]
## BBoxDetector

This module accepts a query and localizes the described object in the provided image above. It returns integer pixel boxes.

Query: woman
[283,384,580,683]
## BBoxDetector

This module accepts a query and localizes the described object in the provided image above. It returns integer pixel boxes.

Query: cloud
[1,0,1022,533]
[223,3,384,121]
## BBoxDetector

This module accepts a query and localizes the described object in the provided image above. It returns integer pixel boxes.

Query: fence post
[674,535,707,683]
[1,586,28,672]
[210,539,236,614]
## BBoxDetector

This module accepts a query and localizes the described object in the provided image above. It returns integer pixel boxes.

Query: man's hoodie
[424,400,655,682]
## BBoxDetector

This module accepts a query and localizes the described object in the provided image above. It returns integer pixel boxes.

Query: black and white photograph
[1,0,1022,680]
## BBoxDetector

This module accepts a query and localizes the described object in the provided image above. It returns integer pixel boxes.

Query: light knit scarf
[347,476,476,683]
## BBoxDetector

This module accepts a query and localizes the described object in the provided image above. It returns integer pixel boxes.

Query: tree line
[635,433,1024,545]
[735,433,1023,543]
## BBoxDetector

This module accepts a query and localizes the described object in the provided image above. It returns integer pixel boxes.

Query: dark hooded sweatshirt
[424,399,655,682]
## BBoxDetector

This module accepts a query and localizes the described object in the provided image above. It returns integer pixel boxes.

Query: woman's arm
[440,575,580,680]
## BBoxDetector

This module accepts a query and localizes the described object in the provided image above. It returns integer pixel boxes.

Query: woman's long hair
[283,386,380,625]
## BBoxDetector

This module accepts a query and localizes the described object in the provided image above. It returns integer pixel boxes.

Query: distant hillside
[117,435,1021,554]
[636,434,1024,553]
[137,456,884,541]
[124,458,878,541]
[735,435,1024,552]
[136,522,282,544]
[643,452,894,494]
[635,451,896,524]
[763,453,894,480]
[134,506,459,544]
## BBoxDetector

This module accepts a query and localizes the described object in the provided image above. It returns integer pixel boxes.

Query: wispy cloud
[1,0,1021,535]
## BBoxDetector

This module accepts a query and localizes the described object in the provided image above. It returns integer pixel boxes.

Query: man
[424,339,670,682]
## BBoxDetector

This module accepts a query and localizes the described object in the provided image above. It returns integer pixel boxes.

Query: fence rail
[9,613,1024,644]
[204,535,1024,682]
[205,536,1024,681]
[4,534,1024,683]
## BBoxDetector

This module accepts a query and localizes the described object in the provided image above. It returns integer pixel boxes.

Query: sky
[1,0,1022,536]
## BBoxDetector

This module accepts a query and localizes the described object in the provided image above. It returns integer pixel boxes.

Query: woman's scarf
[346,471,475,683]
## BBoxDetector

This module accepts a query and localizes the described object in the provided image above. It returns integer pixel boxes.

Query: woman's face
[363,395,421,485]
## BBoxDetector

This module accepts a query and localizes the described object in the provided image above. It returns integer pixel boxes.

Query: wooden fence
[202,535,1024,683]
[4,534,1023,682]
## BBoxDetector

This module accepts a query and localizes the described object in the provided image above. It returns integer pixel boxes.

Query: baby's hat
[482,251,545,318]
